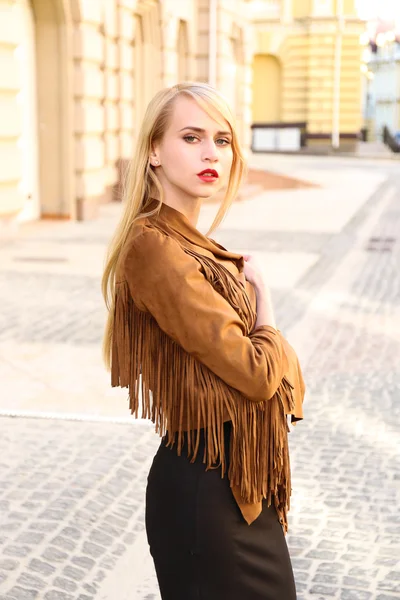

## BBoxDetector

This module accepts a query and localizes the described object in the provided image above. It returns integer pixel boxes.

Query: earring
[154,159,159,165]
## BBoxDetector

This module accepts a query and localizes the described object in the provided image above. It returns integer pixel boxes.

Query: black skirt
[145,421,297,600]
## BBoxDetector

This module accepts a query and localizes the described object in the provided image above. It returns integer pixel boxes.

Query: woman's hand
[243,254,276,329]
[243,254,267,291]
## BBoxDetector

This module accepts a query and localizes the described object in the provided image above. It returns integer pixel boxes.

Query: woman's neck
[161,198,202,228]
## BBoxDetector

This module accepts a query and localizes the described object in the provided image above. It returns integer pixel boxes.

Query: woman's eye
[183,135,231,146]
[183,135,198,143]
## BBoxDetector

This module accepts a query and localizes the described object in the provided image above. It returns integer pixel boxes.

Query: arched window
[134,1,163,134]
[177,20,189,82]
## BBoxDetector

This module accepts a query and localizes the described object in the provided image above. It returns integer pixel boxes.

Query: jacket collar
[148,199,244,271]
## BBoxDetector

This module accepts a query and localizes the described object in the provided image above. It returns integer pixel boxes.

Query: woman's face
[150,95,234,201]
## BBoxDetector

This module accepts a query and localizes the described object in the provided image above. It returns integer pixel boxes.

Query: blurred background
[0,0,399,227]
[0,2,399,600]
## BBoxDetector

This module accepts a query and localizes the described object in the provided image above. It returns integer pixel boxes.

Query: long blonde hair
[102,82,246,369]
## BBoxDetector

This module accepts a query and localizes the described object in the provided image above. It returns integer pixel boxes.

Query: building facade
[0,0,365,226]
[251,0,364,148]
[0,0,253,225]
[362,32,400,141]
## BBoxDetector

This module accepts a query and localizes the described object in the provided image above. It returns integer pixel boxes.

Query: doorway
[16,0,73,221]
[15,0,40,221]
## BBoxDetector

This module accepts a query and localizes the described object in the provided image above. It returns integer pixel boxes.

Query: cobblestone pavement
[0,157,399,599]
[0,418,158,600]
[284,179,400,600]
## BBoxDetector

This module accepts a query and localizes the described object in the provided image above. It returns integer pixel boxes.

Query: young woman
[102,82,305,599]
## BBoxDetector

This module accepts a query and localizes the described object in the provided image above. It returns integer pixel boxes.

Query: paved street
[0,154,399,599]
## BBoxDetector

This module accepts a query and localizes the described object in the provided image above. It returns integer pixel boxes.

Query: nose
[201,139,219,163]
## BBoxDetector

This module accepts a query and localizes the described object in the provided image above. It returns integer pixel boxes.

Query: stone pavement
[0,155,399,599]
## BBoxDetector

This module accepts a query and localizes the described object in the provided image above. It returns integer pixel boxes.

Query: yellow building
[0,0,365,227]
[0,0,252,225]
[251,0,365,149]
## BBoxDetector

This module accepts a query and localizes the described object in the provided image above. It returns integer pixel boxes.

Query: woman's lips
[197,169,219,183]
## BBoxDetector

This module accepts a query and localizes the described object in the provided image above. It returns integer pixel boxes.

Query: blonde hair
[102,81,246,369]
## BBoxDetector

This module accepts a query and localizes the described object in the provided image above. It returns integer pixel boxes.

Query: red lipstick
[197,169,219,183]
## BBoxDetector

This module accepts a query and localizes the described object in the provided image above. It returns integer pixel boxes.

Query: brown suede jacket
[111,200,305,532]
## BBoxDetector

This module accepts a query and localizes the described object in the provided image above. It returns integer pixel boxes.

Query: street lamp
[332,0,344,150]
[360,61,374,139]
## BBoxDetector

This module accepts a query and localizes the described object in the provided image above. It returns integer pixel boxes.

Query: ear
[149,146,160,167]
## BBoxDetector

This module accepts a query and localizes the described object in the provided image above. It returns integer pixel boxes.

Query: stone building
[251,0,365,150]
[0,0,365,226]
[0,0,252,224]
[361,24,400,141]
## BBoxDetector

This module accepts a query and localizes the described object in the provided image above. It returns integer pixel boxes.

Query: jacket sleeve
[122,228,290,403]
[278,332,306,422]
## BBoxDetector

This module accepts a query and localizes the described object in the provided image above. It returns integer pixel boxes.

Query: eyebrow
[178,126,232,136]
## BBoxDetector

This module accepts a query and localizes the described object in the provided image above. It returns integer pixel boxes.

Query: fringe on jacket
[111,247,296,531]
